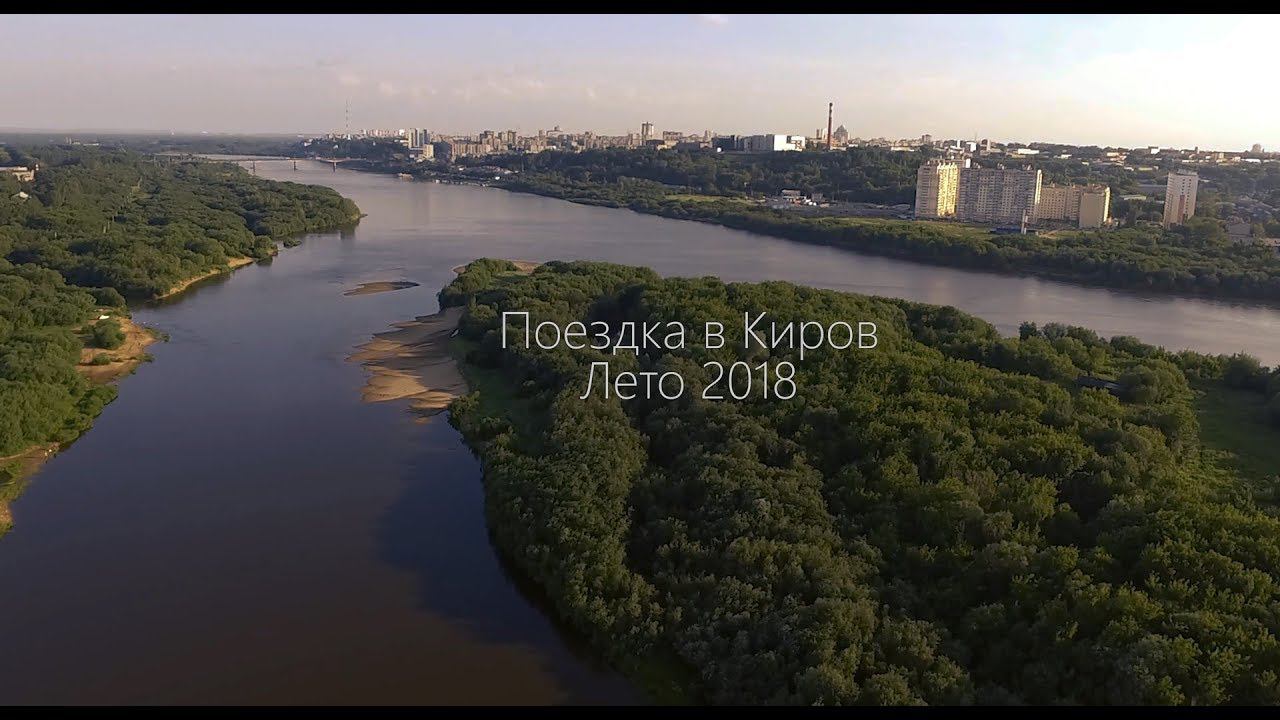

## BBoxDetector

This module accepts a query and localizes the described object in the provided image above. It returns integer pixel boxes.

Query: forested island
[441,258,1280,705]
[0,145,361,532]
[477,149,1280,302]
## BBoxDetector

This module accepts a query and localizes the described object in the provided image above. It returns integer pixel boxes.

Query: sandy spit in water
[347,306,466,420]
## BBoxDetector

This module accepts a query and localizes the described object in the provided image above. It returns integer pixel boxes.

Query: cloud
[336,71,363,88]
[697,14,729,26]
[377,80,400,97]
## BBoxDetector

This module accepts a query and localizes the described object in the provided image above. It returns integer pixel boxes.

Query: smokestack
[827,102,834,151]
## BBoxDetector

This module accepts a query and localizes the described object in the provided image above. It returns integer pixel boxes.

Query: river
[1,159,1277,704]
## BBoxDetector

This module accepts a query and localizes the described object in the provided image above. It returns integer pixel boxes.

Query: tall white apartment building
[1163,171,1199,227]
[914,160,960,218]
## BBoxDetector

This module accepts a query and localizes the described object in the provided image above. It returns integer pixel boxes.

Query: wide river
[2,160,1278,704]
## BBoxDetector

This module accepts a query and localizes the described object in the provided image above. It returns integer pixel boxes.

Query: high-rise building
[956,166,1041,225]
[1078,186,1111,229]
[1162,171,1198,227]
[914,160,959,218]
[832,125,849,146]
[640,122,654,143]
[1037,184,1082,223]
[1021,182,1113,228]
[405,128,431,149]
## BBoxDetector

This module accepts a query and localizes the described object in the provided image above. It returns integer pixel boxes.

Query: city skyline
[2,14,1277,151]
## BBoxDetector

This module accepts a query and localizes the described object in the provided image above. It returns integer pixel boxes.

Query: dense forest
[477,147,927,205]
[443,258,1280,705]
[495,171,1280,302]
[0,145,361,523]
[0,133,306,159]
[1,145,361,298]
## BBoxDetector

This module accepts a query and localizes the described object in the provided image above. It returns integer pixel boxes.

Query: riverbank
[0,146,364,540]
[315,158,1280,304]
[77,314,160,383]
[160,256,259,299]
[490,178,1280,306]
[0,314,159,534]
[349,261,541,419]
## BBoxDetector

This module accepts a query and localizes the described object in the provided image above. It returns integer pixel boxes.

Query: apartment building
[404,128,431,149]
[1163,171,1199,227]
[1077,187,1111,229]
[914,160,960,218]
[1039,184,1111,228]
[955,166,1042,225]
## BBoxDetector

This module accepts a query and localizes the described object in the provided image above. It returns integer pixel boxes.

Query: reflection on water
[1,159,1278,704]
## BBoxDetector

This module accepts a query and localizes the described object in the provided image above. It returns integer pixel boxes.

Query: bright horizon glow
[1,13,1276,151]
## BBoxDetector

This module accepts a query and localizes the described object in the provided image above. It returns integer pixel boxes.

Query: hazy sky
[2,14,1275,150]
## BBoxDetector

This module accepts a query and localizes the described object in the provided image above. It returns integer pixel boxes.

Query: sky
[1,14,1276,151]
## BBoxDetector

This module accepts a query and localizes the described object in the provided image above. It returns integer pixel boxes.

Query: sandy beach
[349,260,541,421]
[348,306,467,419]
[78,315,159,383]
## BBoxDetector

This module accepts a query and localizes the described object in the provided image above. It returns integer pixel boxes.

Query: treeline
[0,133,306,159]
[0,145,361,510]
[2,145,361,299]
[443,258,1280,705]
[474,147,925,204]
[498,174,1280,302]
[0,260,118,458]
[1215,350,1280,426]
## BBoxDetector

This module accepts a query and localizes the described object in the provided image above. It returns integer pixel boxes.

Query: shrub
[91,318,125,349]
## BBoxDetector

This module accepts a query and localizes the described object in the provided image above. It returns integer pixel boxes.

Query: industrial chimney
[827,102,834,151]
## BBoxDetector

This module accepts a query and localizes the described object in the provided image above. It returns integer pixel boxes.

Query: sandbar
[343,280,420,296]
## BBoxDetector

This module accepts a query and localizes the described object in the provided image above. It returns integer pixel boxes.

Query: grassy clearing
[1193,381,1280,495]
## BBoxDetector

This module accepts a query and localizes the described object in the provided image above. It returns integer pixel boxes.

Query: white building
[1078,187,1111,229]
[915,160,959,218]
[0,166,35,182]
[1162,171,1199,227]
[739,134,805,152]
